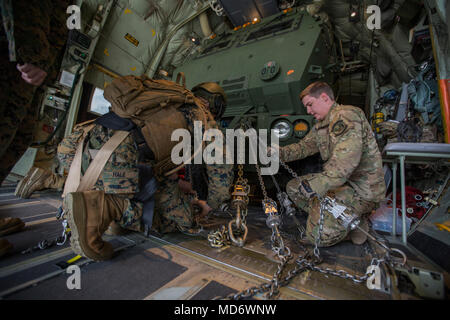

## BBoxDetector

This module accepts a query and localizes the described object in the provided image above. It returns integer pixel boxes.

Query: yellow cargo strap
[435,222,450,233]
[56,255,82,269]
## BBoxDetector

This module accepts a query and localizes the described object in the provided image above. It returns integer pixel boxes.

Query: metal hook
[228,219,248,247]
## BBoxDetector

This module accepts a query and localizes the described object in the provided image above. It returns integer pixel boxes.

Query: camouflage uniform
[281,104,386,247]
[154,105,234,233]
[58,104,233,234]
[0,0,70,183]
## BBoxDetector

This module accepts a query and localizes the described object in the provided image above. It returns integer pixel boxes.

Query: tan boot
[0,238,13,258]
[15,167,65,199]
[350,218,369,245]
[64,190,126,261]
[105,221,129,236]
[0,217,25,236]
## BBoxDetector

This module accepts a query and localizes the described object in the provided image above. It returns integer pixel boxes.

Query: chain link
[207,225,230,248]
[22,209,70,254]
[213,122,407,299]
[207,145,250,248]
[255,156,295,298]
[313,198,326,259]
[296,257,374,283]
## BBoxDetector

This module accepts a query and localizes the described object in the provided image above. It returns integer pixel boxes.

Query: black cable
[270,174,282,194]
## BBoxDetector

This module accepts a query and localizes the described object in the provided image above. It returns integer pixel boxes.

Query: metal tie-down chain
[221,127,408,299]
[21,207,71,254]
[243,158,294,299]
[207,163,250,248]
[270,175,305,240]
[279,156,408,284]
[220,161,296,300]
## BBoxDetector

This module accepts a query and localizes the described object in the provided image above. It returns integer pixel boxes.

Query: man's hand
[298,180,317,199]
[191,199,212,217]
[17,63,47,86]
[267,144,280,156]
[378,121,399,139]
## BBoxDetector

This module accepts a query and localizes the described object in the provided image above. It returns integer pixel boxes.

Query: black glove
[298,180,317,199]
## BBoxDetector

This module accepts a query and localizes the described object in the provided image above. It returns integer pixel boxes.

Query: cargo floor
[0,182,444,300]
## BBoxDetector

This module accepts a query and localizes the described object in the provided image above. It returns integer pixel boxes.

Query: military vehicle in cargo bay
[174,7,333,145]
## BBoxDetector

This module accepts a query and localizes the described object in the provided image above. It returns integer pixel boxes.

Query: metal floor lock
[366,264,391,295]
[395,266,445,300]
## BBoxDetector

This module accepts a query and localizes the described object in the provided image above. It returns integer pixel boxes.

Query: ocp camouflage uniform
[154,105,234,233]
[281,104,386,247]
[0,0,70,183]
[57,122,144,232]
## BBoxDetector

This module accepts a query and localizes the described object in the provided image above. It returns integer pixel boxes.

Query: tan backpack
[104,73,208,126]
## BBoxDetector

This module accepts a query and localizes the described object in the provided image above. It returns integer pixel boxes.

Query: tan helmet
[191,82,227,104]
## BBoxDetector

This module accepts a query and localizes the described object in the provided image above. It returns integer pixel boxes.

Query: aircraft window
[89,87,111,115]
[244,19,295,42]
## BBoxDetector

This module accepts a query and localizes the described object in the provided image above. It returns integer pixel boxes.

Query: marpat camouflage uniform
[57,122,143,232]
[154,104,234,233]
[281,104,386,247]
[57,104,233,234]
[0,0,70,183]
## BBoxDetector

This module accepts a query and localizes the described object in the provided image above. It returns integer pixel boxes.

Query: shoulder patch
[331,120,347,136]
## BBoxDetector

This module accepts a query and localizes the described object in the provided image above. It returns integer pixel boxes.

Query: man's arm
[13,1,52,71]
[205,163,234,210]
[14,1,69,85]
[56,126,85,174]
[306,118,363,197]
[278,129,319,163]
[44,1,71,84]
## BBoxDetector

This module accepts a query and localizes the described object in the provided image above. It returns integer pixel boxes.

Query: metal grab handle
[390,248,408,267]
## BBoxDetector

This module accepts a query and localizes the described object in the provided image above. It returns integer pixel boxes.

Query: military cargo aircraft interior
[0,0,449,303]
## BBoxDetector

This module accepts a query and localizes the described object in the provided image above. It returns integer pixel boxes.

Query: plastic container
[370,202,412,235]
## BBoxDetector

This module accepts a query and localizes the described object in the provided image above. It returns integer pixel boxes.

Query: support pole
[392,162,397,237]
[399,156,407,245]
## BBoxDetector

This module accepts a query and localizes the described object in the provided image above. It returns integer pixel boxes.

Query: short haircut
[300,82,335,101]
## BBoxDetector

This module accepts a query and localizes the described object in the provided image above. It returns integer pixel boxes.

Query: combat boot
[64,190,126,261]
[350,217,369,245]
[15,167,65,199]
[0,217,25,236]
[105,221,129,236]
[0,238,13,258]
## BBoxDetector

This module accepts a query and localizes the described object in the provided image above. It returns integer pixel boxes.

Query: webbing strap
[77,130,130,191]
[63,124,95,197]
[62,126,130,197]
